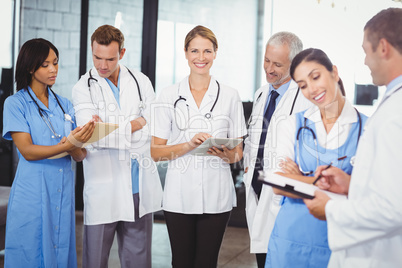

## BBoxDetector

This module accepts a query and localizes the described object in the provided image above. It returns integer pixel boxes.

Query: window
[155,0,260,101]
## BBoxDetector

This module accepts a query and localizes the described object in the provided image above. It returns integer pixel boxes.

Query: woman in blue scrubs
[2,38,94,267]
[264,48,368,268]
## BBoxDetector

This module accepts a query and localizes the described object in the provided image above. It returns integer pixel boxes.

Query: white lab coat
[243,80,312,253]
[151,76,247,214]
[72,65,163,225]
[326,79,402,267]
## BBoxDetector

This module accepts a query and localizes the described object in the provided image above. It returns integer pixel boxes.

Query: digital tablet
[190,137,243,156]
[48,122,119,159]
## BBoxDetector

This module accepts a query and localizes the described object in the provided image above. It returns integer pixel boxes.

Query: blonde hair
[184,25,218,51]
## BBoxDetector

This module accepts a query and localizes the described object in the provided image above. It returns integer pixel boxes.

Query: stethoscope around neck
[296,107,362,175]
[173,80,220,130]
[87,67,145,111]
[27,87,74,139]
[247,87,301,128]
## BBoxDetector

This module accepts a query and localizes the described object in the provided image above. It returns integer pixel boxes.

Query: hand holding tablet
[190,137,243,156]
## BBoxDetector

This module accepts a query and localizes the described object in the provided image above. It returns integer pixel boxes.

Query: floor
[0,211,257,268]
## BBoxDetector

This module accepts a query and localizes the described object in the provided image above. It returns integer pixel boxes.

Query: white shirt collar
[304,98,357,125]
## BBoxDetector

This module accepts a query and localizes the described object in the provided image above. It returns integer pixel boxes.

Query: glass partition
[86,0,144,71]
[155,0,260,101]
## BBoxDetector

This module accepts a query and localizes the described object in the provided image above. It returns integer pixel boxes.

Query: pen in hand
[312,162,333,185]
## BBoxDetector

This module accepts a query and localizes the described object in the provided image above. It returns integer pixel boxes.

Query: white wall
[263,0,401,113]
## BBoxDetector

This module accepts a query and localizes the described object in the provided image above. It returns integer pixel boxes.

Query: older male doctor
[243,31,311,267]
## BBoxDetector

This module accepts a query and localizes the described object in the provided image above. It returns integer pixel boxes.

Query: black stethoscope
[247,87,300,127]
[173,80,220,130]
[87,67,145,111]
[296,107,362,175]
[27,87,74,139]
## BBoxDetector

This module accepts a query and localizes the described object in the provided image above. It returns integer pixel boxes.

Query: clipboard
[190,137,243,156]
[258,171,347,200]
[48,122,119,159]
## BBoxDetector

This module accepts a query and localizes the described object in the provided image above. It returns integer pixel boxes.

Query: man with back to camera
[304,8,402,267]
[72,25,163,268]
[243,31,312,267]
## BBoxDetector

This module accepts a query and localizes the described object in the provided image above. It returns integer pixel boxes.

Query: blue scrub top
[2,87,78,268]
[266,110,368,268]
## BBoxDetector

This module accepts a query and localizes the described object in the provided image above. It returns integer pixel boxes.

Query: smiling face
[185,36,216,76]
[31,49,58,89]
[264,44,292,89]
[92,40,125,79]
[293,60,342,109]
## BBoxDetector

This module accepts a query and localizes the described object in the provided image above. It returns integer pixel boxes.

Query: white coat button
[108,103,117,112]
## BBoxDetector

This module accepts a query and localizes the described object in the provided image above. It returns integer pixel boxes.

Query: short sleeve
[268,113,297,172]
[150,88,173,140]
[229,89,247,138]
[139,73,156,125]
[2,95,30,140]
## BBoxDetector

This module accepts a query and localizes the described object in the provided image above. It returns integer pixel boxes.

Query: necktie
[251,90,279,198]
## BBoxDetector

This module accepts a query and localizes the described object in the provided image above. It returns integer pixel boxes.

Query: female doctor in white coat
[151,25,247,268]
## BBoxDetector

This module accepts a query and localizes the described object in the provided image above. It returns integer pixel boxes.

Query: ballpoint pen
[312,162,333,185]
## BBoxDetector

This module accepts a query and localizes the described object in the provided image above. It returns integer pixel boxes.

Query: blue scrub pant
[164,210,231,268]
[82,193,152,268]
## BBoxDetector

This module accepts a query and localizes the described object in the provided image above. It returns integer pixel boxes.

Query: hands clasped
[280,157,302,175]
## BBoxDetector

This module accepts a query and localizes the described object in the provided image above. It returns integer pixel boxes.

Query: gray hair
[267,31,303,62]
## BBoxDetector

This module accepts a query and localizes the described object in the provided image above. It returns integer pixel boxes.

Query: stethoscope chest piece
[64,113,74,124]
[350,156,356,167]
[139,101,145,110]
[205,113,212,119]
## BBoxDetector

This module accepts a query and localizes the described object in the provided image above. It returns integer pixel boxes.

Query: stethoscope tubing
[296,108,362,172]
[174,80,220,124]
[26,87,71,138]
[247,87,300,128]
[87,67,144,109]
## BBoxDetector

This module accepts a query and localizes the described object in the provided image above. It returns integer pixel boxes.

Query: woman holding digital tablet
[151,25,246,268]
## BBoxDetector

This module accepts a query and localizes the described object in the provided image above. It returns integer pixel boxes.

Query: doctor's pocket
[84,149,113,183]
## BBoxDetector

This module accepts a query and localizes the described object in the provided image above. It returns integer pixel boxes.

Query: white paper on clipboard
[259,172,347,200]
[190,137,243,156]
[48,122,119,159]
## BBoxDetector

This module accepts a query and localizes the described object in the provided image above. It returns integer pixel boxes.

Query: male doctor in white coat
[243,31,311,267]
[72,25,162,268]
[304,8,402,268]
